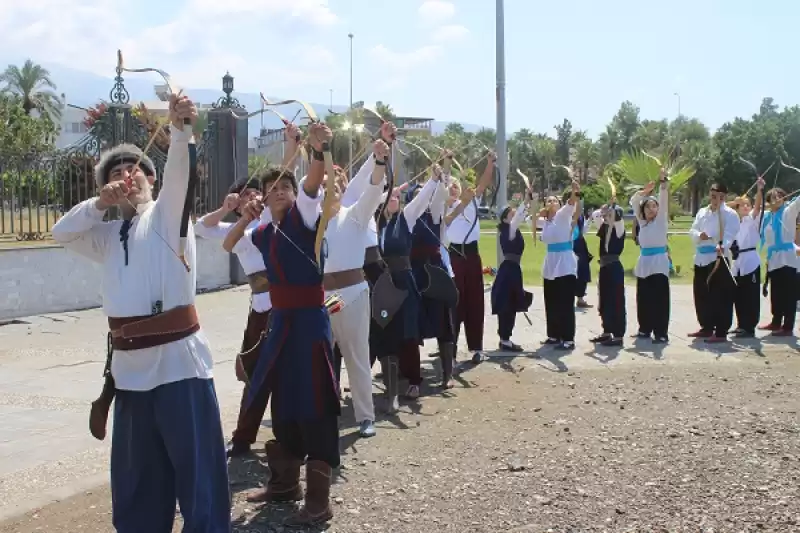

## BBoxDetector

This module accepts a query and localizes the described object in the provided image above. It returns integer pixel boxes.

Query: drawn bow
[116,50,196,272]
[260,98,335,266]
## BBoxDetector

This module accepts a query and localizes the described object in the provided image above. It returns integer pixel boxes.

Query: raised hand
[241,199,264,222]
[168,94,197,129]
[222,193,240,213]
[308,122,333,153]
[642,181,655,196]
[460,187,476,203]
[373,139,390,161]
[97,181,135,210]
[285,122,301,143]
[380,122,397,143]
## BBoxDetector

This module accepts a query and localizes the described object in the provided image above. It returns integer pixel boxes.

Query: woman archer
[629,171,670,343]
[539,179,581,350]
[490,190,535,352]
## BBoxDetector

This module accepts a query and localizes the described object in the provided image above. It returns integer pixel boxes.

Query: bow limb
[315,145,337,267]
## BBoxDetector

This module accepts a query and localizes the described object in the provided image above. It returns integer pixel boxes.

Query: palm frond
[667,166,695,194]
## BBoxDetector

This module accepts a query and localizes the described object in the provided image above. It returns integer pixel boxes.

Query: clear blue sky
[0,0,796,137]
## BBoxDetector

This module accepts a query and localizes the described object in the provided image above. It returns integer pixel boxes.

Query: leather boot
[246,440,303,503]
[284,460,334,527]
[379,356,400,414]
[439,342,455,389]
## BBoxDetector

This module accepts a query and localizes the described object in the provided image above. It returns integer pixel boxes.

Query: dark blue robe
[491,222,533,314]
[572,214,592,295]
[248,204,339,421]
[371,212,422,354]
[411,211,454,341]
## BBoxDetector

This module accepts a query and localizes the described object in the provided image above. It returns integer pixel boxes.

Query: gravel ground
[2,349,798,533]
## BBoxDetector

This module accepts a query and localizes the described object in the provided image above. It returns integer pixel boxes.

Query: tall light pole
[674,92,681,118]
[348,33,354,180]
[495,0,508,265]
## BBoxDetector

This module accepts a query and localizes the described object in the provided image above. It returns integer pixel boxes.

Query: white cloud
[418,0,455,26]
[368,44,444,89]
[431,24,469,43]
[0,0,341,93]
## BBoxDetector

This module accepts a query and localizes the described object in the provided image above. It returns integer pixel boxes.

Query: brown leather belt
[108,304,200,351]
[364,246,382,266]
[247,271,270,294]
[323,268,365,291]
[384,255,411,272]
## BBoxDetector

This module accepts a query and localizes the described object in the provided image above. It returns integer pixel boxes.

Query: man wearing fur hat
[52,94,231,532]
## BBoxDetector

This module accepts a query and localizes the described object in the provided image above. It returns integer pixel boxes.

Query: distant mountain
[9,61,489,139]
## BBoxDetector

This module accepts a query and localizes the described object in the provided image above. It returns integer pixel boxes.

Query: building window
[66,122,87,134]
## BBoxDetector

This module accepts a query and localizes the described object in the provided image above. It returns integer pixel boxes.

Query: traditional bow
[263,99,334,266]
[516,169,537,247]
[116,50,195,272]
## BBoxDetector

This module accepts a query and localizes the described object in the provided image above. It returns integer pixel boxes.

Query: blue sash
[547,241,573,253]
[641,246,667,257]
[696,245,716,255]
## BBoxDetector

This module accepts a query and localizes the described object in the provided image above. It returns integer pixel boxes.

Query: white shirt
[761,198,800,272]
[324,175,385,305]
[631,185,670,278]
[52,125,214,391]
[689,204,740,267]
[446,192,482,245]
[540,202,577,280]
[507,203,527,240]
[341,154,379,248]
[732,213,760,277]
[194,211,273,312]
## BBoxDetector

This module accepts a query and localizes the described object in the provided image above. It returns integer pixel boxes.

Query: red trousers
[232,308,270,445]
[450,249,485,351]
[397,340,422,386]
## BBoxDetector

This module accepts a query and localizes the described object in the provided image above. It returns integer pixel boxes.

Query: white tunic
[340,154,379,247]
[540,202,577,280]
[761,198,800,272]
[732,213,760,277]
[52,125,214,391]
[324,175,386,306]
[446,191,482,245]
[631,185,670,278]
[194,210,273,313]
[689,205,740,267]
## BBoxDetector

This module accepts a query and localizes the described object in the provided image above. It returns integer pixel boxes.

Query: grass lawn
[477,233,748,286]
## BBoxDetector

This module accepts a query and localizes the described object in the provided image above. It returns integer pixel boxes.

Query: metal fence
[0,96,219,244]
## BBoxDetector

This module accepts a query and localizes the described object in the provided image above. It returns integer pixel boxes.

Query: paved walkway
[0,284,796,521]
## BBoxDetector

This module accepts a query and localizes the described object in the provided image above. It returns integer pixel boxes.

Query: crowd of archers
[50,94,800,532]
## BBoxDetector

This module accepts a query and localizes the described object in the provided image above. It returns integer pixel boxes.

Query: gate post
[210,72,250,285]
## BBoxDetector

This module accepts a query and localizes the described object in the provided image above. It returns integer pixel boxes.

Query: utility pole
[495,0,508,265]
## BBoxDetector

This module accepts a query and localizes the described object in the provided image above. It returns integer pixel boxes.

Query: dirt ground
[2,351,799,533]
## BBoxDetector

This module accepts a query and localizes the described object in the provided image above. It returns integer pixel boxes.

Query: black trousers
[767,266,797,330]
[272,416,340,468]
[734,267,761,333]
[598,262,626,337]
[543,275,576,341]
[694,261,735,337]
[497,311,516,341]
[636,274,670,338]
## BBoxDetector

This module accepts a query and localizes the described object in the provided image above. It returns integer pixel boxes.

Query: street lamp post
[348,33,354,181]
[674,92,681,118]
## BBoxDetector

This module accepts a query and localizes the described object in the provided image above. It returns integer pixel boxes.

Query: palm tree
[0,60,62,122]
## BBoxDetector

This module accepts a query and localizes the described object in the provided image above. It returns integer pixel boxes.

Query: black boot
[439,342,455,389]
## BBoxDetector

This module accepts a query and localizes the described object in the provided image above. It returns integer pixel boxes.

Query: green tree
[0,60,62,122]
